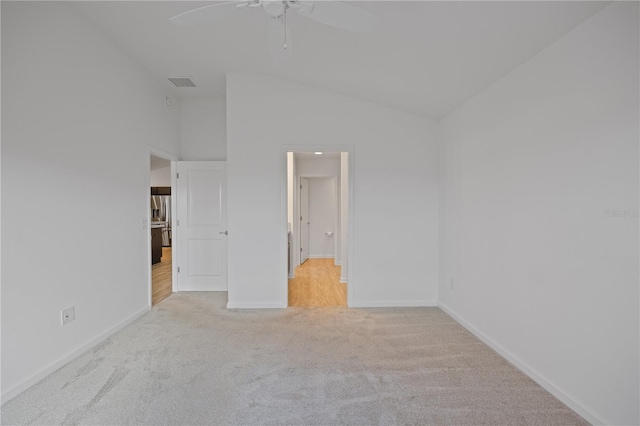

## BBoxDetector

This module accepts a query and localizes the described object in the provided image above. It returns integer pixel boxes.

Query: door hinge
[300,248,302,252]
[177,219,180,226]
[177,172,180,179]
[300,184,302,189]
[178,266,181,273]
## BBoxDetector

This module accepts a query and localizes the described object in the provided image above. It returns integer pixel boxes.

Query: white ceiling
[71,1,608,119]
[150,155,170,170]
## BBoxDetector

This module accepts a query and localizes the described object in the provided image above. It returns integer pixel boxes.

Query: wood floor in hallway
[152,247,172,306]
[288,258,347,307]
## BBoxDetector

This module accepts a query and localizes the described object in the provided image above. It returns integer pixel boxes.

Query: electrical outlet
[61,307,75,325]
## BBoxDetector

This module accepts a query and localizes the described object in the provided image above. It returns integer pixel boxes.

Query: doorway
[286,151,350,307]
[149,152,176,306]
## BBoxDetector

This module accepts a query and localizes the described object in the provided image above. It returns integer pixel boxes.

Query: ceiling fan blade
[170,1,245,27]
[296,1,378,33]
[268,15,293,62]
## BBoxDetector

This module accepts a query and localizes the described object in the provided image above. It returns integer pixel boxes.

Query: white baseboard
[339,277,347,284]
[308,255,334,259]
[1,306,150,405]
[177,286,228,292]
[351,299,438,308]
[227,302,286,309]
[288,273,295,279]
[437,302,610,426]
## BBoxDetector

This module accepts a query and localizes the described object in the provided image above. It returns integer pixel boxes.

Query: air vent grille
[168,77,197,88]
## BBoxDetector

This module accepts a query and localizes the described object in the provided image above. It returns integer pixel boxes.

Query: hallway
[288,258,346,307]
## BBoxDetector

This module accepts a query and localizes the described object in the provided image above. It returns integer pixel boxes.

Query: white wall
[180,98,226,161]
[287,153,295,276]
[227,74,439,308]
[296,158,340,176]
[340,153,349,282]
[438,3,639,425]
[307,178,336,258]
[150,165,171,187]
[287,152,294,231]
[1,2,180,402]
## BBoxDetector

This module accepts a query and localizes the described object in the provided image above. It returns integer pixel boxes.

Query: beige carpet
[1,292,587,425]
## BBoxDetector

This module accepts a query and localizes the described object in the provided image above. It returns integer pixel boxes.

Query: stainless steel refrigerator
[151,195,171,247]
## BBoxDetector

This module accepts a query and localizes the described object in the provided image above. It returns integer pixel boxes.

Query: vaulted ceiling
[71,1,608,118]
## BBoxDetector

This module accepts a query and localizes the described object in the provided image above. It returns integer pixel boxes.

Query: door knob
[219,231,228,235]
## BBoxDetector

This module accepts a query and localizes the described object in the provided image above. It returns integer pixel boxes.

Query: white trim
[288,273,295,279]
[334,175,340,267]
[178,285,228,292]
[351,299,438,308]
[170,161,178,293]
[308,255,335,259]
[281,151,292,305]
[339,278,347,284]
[438,302,609,426]
[1,306,149,405]
[346,151,354,307]
[227,302,286,309]
[149,147,179,162]
[148,147,179,300]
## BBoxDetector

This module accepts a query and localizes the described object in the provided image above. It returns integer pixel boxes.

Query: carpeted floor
[1,292,587,425]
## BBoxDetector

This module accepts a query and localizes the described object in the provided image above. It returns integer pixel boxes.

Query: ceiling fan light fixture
[244,0,262,8]
[262,0,286,17]
[169,0,380,52]
[314,152,323,155]
[293,2,314,16]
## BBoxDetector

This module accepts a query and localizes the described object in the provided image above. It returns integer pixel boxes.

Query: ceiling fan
[170,0,379,56]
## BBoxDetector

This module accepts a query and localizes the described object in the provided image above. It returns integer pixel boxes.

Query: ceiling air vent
[168,77,197,88]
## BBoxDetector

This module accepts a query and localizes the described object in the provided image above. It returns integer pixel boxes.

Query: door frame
[148,147,178,307]
[299,177,311,265]
[281,146,354,307]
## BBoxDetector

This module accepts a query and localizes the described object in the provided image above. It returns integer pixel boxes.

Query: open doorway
[149,153,175,305]
[286,151,349,307]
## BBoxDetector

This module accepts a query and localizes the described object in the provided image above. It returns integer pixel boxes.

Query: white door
[176,161,227,291]
[300,177,309,264]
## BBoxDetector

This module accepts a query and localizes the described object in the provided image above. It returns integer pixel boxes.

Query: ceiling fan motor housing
[262,0,286,17]
[171,0,377,34]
